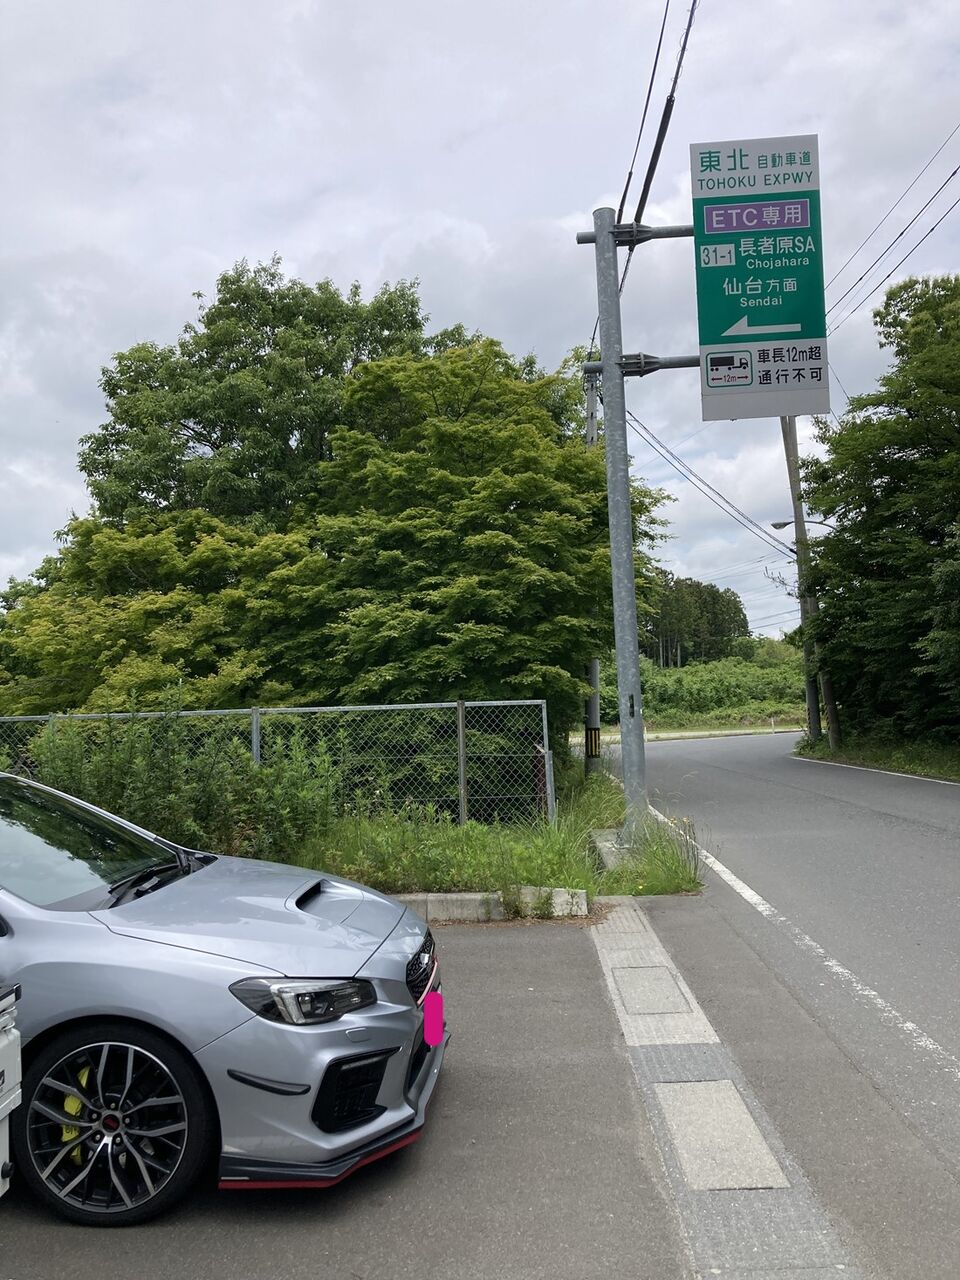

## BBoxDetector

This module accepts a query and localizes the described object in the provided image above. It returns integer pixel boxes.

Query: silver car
[0,773,446,1226]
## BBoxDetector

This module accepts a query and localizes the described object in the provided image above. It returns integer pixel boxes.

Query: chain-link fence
[0,700,555,826]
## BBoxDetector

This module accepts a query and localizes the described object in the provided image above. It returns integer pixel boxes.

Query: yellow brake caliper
[62,1065,91,1164]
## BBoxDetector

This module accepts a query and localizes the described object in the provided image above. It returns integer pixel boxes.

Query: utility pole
[589,208,647,830]
[578,211,698,833]
[779,415,841,748]
[584,371,602,777]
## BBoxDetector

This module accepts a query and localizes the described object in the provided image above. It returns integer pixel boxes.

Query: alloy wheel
[25,1040,189,1216]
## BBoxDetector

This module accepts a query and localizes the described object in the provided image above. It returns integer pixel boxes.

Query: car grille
[312,1049,397,1133]
[405,930,436,1004]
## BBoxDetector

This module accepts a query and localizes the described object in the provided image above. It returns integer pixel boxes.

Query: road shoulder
[590,898,864,1279]
[642,889,960,1280]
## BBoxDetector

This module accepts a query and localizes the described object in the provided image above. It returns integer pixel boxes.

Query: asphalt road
[643,732,960,1059]
[1,922,690,1280]
[626,732,960,1279]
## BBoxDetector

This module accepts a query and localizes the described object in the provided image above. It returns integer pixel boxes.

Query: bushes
[3,717,703,908]
[21,714,337,860]
[600,650,805,727]
[796,732,960,784]
[297,772,702,904]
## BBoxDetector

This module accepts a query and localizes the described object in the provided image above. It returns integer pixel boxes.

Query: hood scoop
[295,879,327,913]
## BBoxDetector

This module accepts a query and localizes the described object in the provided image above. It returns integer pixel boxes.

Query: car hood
[90,856,405,978]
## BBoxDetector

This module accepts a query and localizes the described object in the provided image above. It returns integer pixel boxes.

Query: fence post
[545,750,557,822]
[456,700,469,826]
[251,708,261,764]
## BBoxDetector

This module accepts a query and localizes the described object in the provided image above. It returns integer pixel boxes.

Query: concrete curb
[393,887,589,922]
[589,827,630,869]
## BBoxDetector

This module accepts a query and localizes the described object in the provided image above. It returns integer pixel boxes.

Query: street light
[771,518,835,531]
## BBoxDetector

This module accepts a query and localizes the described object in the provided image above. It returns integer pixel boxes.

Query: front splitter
[218,1031,448,1190]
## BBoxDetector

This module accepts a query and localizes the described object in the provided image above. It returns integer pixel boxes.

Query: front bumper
[218,1029,447,1188]
[196,933,446,1189]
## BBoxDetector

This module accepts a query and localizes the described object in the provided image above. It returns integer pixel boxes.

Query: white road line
[790,754,960,786]
[649,807,960,1084]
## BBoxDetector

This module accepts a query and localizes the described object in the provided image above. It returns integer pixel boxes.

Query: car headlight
[230,977,377,1025]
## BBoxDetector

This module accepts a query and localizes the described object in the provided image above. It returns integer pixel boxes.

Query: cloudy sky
[3,0,959,635]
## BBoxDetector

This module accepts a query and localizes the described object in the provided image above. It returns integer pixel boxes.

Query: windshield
[0,778,171,909]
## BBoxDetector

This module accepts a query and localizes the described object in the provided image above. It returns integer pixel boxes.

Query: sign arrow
[722,316,803,337]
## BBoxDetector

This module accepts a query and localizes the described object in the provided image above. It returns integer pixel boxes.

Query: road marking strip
[654,1080,790,1190]
[591,900,861,1274]
[789,754,960,786]
[649,806,960,1084]
[592,902,718,1045]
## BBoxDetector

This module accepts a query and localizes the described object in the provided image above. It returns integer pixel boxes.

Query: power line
[748,606,801,621]
[829,189,960,335]
[710,570,785,589]
[748,611,801,627]
[659,558,783,587]
[828,360,851,401]
[588,0,675,357]
[825,159,960,318]
[626,411,797,559]
[616,0,672,224]
[620,0,701,297]
[661,551,774,575]
[631,436,795,560]
[627,411,797,556]
[825,119,960,292]
[668,420,714,450]
[700,556,783,582]
[632,0,699,222]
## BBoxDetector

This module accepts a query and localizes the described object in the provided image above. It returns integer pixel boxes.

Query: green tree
[916,522,960,726]
[0,290,665,742]
[80,258,427,525]
[642,573,748,665]
[803,275,960,741]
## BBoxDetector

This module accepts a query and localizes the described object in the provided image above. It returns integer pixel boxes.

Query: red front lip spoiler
[218,1128,423,1191]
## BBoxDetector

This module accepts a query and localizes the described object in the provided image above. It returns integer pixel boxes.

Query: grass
[600,815,703,897]
[796,733,960,784]
[296,771,702,913]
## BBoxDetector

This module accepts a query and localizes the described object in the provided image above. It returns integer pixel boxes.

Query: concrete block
[425,892,504,922]
[590,827,629,869]
[392,893,429,918]
[518,886,589,917]
[654,1080,790,1190]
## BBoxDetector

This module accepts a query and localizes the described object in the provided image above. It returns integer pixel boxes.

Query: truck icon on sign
[705,350,753,387]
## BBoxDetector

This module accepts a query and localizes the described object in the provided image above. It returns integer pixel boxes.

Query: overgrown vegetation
[1,715,700,909]
[3,714,337,861]
[303,772,701,904]
[796,732,960,784]
[600,639,805,730]
[600,815,703,897]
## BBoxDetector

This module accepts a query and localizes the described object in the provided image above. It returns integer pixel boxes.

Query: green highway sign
[690,135,830,421]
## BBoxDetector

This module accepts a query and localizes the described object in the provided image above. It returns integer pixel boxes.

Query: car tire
[13,1020,215,1227]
